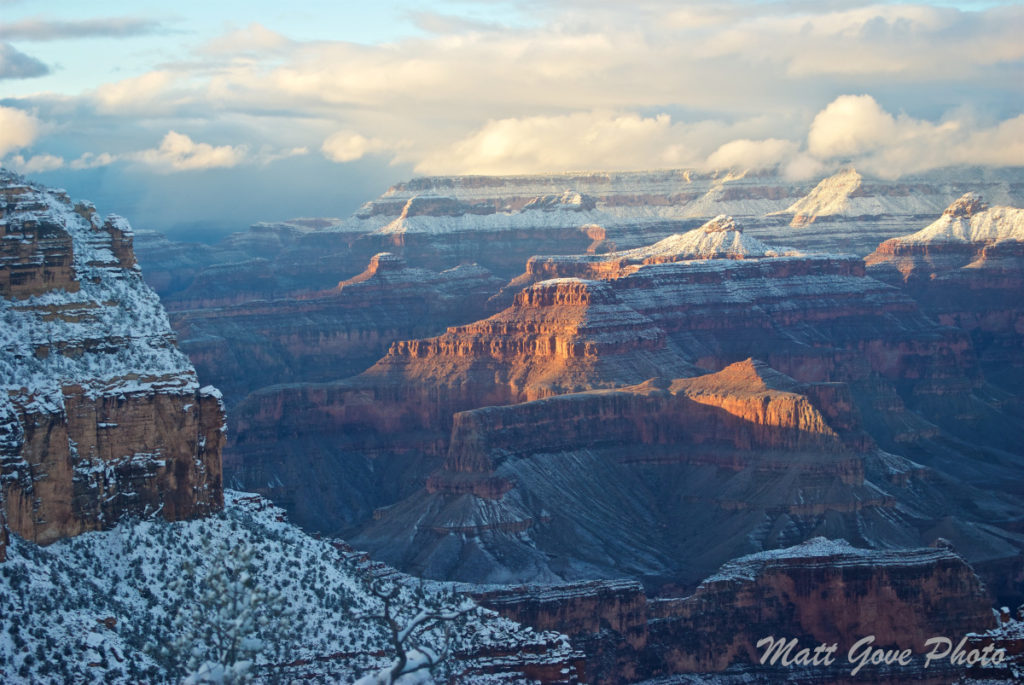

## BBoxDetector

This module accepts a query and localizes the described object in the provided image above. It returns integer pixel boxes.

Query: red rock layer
[3,386,224,545]
[0,184,79,298]
[866,216,1024,395]
[439,360,851,480]
[475,542,997,684]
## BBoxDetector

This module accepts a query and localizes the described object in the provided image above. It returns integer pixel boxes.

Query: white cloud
[706,138,799,172]
[807,94,899,158]
[6,153,64,173]
[805,94,1024,177]
[416,111,708,175]
[322,132,394,163]
[199,23,290,55]
[70,151,119,169]
[135,131,247,172]
[0,105,38,156]
[93,71,179,114]
[5,2,1023,186]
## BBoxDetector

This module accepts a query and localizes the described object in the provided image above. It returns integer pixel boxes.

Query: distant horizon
[5,160,1024,243]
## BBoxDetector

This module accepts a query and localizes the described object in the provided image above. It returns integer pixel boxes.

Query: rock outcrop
[471,540,1001,683]
[866,193,1024,393]
[169,252,503,403]
[355,359,1024,585]
[0,170,224,546]
[231,215,1024,566]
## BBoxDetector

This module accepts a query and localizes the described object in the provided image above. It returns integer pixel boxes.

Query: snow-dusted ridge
[893,193,1024,244]
[0,491,578,683]
[701,537,961,584]
[341,190,613,236]
[612,215,792,260]
[0,171,197,415]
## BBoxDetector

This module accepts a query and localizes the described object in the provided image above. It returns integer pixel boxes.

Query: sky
[1,1,1022,240]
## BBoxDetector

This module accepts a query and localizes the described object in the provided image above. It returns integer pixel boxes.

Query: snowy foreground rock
[0,491,580,683]
[0,170,224,550]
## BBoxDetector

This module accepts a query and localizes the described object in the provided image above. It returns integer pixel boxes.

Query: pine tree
[154,537,294,684]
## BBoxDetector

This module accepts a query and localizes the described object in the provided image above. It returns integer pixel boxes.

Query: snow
[0,171,200,416]
[0,491,577,683]
[894,196,1024,245]
[365,192,611,236]
[782,168,864,218]
[611,215,789,260]
[700,537,960,584]
[779,168,952,222]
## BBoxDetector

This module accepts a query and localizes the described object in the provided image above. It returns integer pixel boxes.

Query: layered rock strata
[0,170,224,545]
[471,540,1001,683]
[866,193,1024,393]
[357,360,1024,585]
[232,215,1024,554]
[170,252,503,403]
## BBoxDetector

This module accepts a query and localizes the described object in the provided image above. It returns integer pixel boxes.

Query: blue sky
[1,1,1022,239]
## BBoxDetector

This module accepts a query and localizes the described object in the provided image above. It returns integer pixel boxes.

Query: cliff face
[866,193,1024,393]
[169,252,504,404]
[231,213,1024,562]
[0,170,224,546]
[473,540,998,684]
[355,359,1023,585]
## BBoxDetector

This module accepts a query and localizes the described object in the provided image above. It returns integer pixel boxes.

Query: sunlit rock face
[0,170,224,546]
[228,215,1024,590]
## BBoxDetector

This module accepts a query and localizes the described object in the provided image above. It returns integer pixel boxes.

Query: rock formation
[475,539,999,683]
[0,170,224,546]
[229,213,1024,576]
[356,359,1024,586]
[169,252,503,403]
[866,193,1024,393]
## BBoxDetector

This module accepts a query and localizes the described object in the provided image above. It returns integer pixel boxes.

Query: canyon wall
[0,170,224,546]
[476,540,999,683]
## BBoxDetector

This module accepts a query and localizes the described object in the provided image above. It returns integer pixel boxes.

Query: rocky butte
[0,170,224,547]
[867,192,1024,394]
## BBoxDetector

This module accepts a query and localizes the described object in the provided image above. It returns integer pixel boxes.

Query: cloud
[6,152,63,173]
[807,94,899,158]
[322,132,396,163]
[0,41,48,79]
[804,94,1024,177]
[0,105,39,156]
[255,145,308,165]
[3,1,1022,192]
[414,110,800,175]
[414,111,689,175]
[198,23,290,55]
[706,138,800,172]
[70,151,119,170]
[93,71,180,114]
[0,16,163,41]
[414,97,1024,178]
[135,131,247,172]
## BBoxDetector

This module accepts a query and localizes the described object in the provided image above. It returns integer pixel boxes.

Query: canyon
[5,164,1022,681]
[136,167,1024,680]
[0,171,587,684]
